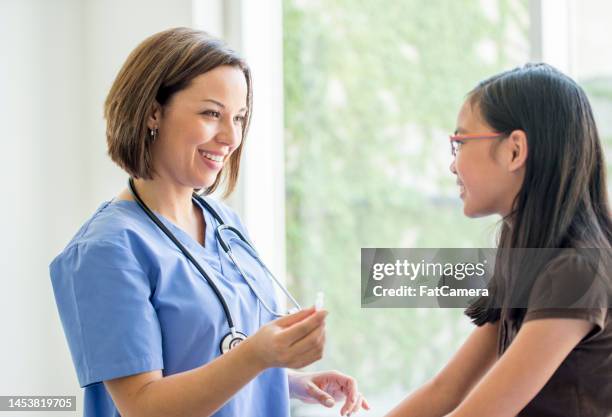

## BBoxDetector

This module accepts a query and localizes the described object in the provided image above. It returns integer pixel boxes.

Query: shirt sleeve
[50,240,163,387]
[524,252,609,338]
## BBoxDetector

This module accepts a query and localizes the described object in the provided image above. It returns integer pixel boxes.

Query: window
[283,1,529,414]
[217,0,612,414]
[572,1,612,187]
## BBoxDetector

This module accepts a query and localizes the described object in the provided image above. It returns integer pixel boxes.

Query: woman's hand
[246,307,327,370]
[288,370,371,416]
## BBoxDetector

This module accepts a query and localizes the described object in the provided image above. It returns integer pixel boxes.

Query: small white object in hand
[315,292,325,310]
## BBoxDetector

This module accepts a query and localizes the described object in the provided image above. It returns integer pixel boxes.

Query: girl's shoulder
[525,248,610,335]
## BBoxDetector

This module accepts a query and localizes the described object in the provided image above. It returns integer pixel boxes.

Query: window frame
[194,0,288,293]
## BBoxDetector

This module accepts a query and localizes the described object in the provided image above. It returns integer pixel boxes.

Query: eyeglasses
[449,132,506,157]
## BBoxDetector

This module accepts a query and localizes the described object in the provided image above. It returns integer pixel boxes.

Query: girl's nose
[449,159,457,175]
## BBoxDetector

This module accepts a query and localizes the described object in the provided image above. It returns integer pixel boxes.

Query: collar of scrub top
[127,178,301,352]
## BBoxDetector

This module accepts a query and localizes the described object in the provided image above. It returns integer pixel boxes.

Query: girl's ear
[507,129,528,172]
[147,101,163,130]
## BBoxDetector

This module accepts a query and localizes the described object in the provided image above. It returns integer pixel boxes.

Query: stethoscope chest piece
[220,330,248,354]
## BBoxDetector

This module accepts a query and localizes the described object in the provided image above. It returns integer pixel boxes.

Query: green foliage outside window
[281,0,612,406]
[283,0,529,398]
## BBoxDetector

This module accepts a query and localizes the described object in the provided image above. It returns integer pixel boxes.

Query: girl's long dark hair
[464,63,612,345]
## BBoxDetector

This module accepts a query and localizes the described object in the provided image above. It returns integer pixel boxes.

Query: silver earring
[150,128,158,142]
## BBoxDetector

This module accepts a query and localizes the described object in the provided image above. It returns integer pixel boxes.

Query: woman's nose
[217,119,242,148]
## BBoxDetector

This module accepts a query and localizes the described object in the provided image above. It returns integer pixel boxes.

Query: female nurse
[50,27,369,417]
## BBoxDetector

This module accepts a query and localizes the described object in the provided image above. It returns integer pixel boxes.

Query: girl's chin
[463,206,480,218]
[462,197,481,218]
[463,202,497,218]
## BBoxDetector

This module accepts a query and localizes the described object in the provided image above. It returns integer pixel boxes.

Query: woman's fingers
[347,393,363,416]
[339,378,357,415]
[285,329,326,368]
[362,396,371,410]
[291,324,326,356]
[274,306,315,328]
[279,310,327,346]
[306,382,336,407]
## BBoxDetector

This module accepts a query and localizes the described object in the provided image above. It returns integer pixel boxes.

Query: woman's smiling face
[148,65,248,189]
[450,99,522,218]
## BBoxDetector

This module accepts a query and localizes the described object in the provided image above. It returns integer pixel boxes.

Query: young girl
[386,63,612,417]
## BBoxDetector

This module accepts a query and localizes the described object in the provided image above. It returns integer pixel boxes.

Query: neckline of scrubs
[109,198,220,255]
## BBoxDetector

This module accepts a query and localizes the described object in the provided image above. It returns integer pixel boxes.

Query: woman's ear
[147,101,163,130]
[507,129,528,172]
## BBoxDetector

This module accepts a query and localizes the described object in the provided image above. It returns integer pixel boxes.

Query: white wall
[82,0,196,204]
[0,1,198,414]
[0,0,88,406]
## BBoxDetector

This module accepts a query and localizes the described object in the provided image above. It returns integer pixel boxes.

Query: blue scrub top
[50,197,290,417]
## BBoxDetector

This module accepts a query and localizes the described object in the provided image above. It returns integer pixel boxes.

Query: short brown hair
[104,27,252,196]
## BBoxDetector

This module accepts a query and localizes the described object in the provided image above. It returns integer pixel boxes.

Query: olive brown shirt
[499,253,611,417]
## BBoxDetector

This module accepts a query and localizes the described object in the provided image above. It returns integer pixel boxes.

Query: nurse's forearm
[106,308,326,417]
[134,338,265,417]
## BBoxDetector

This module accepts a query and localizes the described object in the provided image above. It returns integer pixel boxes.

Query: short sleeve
[524,253,610,337]
[50,240,163,387]
[524,308,607,333]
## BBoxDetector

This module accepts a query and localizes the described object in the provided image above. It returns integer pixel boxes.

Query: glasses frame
[449,132,506,157]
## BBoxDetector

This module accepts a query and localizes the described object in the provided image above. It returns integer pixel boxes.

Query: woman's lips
[198,150,223,170]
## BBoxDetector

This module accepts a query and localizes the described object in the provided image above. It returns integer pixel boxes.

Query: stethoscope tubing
[128,178,238,334]
[214,224,302,316]
[127,178,301,334]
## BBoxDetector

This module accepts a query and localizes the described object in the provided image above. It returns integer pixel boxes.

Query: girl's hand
[246,307,327,369]
[288,370,371,416]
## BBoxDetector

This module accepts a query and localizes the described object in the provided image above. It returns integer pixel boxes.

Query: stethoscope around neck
[127,178,301,354]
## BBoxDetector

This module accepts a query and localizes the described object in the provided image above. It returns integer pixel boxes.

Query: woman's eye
[233,115,246,124]
[202,110,221,118]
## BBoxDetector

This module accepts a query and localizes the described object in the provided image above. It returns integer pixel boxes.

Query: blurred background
[1,0,611,416]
